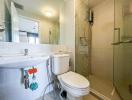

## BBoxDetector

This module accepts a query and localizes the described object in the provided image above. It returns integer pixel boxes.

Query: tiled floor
[84,94,98,100]
[89,75,121,100]
[37,91,99,100]
[36,91,60,100]
[37,75,121,100]
[114,82,132,100]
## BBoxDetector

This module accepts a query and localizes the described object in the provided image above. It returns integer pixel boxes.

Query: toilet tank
[52,54,70,75]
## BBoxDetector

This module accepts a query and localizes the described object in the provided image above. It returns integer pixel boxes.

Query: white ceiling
[13,0,64,20]
[13,0,109,20]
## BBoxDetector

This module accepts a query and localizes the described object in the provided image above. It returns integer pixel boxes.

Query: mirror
[0,0,11,42]
[0,0,63,44]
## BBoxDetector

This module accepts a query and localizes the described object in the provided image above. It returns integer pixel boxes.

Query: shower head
[88,9,94,25]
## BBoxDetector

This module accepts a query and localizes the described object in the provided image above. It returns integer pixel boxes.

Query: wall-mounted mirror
[0,0,63,44]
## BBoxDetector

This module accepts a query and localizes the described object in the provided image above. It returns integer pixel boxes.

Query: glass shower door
[114,0,132,99]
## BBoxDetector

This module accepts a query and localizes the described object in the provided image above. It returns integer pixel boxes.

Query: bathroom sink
[0,55,49,69]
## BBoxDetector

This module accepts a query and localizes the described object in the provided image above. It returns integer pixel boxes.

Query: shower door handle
[112,40,132,45]
[112,42,120,45]
[112,28,121,45]
[120,40,132,44]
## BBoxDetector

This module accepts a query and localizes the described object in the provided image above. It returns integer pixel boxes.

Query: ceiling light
[44,11,53,17]
[41,7,57,18]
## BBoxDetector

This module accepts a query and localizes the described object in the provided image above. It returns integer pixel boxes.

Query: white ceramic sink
[0,55,49,69]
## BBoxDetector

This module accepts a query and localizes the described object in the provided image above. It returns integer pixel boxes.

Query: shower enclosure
[114,0,132,99]
[75,0,132,99]
[75,0,114,99]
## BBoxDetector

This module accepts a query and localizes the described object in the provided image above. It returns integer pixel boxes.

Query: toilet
[52,54,90,100]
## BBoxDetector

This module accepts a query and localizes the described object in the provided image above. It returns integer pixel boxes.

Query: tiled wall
[75,0,91,77]
[59,0,76,71]
[0,42,68,55]
[91,0,114,81]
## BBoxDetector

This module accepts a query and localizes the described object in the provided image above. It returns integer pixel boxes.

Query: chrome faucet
[24,49,28,56]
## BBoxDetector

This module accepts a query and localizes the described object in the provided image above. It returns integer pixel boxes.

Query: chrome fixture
[0,25,5,32]
[23,70,30,89]
[112,28,132,45]
[24,49,28,56]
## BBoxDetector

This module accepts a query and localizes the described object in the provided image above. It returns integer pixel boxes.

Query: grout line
[90,92,103,100]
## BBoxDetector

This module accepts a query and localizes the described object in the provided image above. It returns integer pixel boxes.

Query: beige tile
[84,94,98,100]
[87,75,122,100]
[75,0,91,77]
[89,75,114,98]
[91,0,114,81]
[111,91,121,100]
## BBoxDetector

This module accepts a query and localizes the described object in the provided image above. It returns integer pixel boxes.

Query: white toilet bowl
[58,71,90,100]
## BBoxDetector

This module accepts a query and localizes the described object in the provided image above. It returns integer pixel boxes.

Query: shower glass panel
[114,0,132,99]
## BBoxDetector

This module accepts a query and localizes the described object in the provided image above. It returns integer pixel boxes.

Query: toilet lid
[59,71,90,89]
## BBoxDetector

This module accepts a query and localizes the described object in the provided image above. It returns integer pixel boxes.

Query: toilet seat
[58,71,90,97]
[58,71,90,89]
